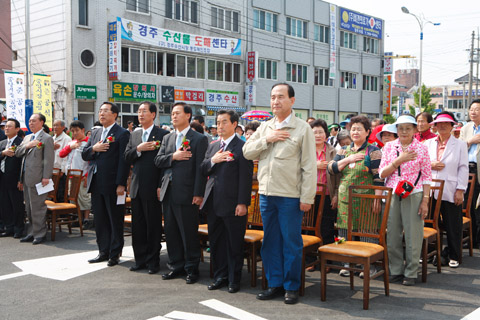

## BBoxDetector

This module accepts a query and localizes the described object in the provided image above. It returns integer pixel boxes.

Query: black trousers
[466,164,480,247]
[0,178,25,234]
[56,174,66,203]
[434,198,463,261]
[163,189,200,273]
[206,196,246,284]
[91,176,125,258]
[131,195,163,268]
[314,195,337,245]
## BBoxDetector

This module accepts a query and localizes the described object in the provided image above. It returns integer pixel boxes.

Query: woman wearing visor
[379,114,432,286]
[424,112,468,268]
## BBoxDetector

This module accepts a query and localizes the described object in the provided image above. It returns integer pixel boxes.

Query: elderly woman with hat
[379,114,432,286]
[424,112,469,268]
[376,124,398,147]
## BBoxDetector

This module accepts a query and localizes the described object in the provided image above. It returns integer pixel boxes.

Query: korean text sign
[33,74,52,128]
[340,8,383,39]
[206,90,239,107]
[108,21,121,80]
[112,82,156,102]
[4,71,26,128]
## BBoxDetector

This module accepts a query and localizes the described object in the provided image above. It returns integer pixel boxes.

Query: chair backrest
[348,185,393,246]
[47,168,63,202]
[64,169,83,204]
[463,173,475,218]
[426,179,445,230]
[247,184,263,227]
[302,183,327,238]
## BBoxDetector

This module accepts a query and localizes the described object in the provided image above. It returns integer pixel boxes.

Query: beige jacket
[242,112,317,204]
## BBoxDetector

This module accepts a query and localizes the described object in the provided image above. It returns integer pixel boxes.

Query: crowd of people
[0,83,479,305]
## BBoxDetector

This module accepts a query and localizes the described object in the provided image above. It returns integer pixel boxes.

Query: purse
[394,150,421,200]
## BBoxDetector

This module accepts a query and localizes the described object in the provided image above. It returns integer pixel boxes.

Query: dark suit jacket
[154,128,208,204]
[0,129,6,141]
[0,136,23,184]
[82,123,130,194]
[125,126,169,199]
[200,136,253,216]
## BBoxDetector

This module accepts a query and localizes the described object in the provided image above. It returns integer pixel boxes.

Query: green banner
[75,85,97,100]
[112,82,156,102]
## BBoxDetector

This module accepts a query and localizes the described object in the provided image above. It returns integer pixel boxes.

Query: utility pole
[476,27,479,99]
[468,30,475,107]
[25,0,32,100]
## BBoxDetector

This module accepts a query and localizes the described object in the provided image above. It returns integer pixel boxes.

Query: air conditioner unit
[158,105,165,113]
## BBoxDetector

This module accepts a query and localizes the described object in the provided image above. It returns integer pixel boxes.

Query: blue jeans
[260,195,304,291]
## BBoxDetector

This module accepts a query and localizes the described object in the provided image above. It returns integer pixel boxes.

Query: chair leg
[261,262,267,290]
[349,262,354,290]
[320,254,327,302]
[468,222,474,257]
[78,210,84,237]
[363,262,370,310]
[421,239,427,283]
[251,242,257,288]
[300,250,306,296]
[50,212,56,241]
[383,252,390,296]
[436,233,441,274]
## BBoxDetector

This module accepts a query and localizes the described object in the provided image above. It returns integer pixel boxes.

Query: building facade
[11,0,385,129]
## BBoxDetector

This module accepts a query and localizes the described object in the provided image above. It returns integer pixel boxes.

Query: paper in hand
[35,179,54,195]
[117,192,126,205]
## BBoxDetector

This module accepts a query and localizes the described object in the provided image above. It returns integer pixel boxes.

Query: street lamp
[401,6,440,113]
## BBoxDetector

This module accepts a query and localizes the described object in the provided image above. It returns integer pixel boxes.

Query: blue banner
[340,8,383,39]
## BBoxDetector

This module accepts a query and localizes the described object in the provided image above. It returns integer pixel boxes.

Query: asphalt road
[0,229,479,320]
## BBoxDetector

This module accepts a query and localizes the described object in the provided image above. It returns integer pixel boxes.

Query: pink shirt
[379,138,432,191]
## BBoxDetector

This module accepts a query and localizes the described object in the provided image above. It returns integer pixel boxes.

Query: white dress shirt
[54,131,72,172]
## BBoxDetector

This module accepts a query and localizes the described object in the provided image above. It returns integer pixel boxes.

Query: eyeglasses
[397,126,415,132]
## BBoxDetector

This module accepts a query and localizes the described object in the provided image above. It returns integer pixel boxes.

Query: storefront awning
[206,106,246,112]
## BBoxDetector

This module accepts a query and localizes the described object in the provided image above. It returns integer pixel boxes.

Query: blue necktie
[176,133,183,150]
[142,131,149,143]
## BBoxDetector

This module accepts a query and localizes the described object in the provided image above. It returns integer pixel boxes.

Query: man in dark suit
[82,102,130,266]
[15,113,54,245]
[200,110,253,293]
[154,102,208,284]
[125,101,168,274]
[0,119,25,238]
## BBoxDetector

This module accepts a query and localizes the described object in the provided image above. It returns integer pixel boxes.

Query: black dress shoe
[20,235,34,243]
[32,237,46,245]
[228,283,240,293]
[88,253,109,263]
[162,270,185,280]
[186,273,199,284]
[284,290,299,304]
[0,231,14,237]
[208,278,228,290]
[256,287,284,300]
[148,266,160,274]
[129,264,146,272]
[13,233,23,239]
[107,256,120,267]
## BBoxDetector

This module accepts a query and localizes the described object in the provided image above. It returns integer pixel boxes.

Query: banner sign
[451,89,480,96]
[312,111,334,124]
[4,71,26,128]
[174,87,205,103]
[75,85,97,100]
[161,85,175,103]
[108,21,121,80]
[383,75,392,115]
[340,8,383,39]
[247,51,258,82]
[118,17,241,56]
[245,85,256,106]
[32,74,52,128]
[329,4,337,79]
[384,56,393,75]
[112,82,156,101]
[206,89,239,107]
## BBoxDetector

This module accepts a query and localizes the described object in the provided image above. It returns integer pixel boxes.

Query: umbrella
[241,110,273,121]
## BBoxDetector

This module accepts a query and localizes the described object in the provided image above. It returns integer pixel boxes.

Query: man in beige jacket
[243,83,316,304]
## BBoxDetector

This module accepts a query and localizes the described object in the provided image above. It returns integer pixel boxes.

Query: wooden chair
[460,173,475,263]
[298,184,326,296]
[45,168,63,204]
[244,185,263,287]
[319,185,393,310]
[421,179,444,283]
[46,169,84,241]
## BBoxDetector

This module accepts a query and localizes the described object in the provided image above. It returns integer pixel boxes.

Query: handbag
[394,150,421,200]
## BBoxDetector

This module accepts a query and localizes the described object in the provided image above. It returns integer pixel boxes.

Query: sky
[331,0,480,86]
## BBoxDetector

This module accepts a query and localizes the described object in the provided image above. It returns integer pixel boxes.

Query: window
[176,55,186,77]
[207,59,240,82]
[79,0,88,26]
[211,6,240,32]
[286,17,307,39]
[233,64,240,82]
[253,9,277,32]
[197,58,205,79]
[129,48,141,73]
[166,0,198,24]
[315,68,332,86]
[341,71,357,89]
[126,0,149,14]
[145,51,156,74]
[362,75,378,91]
[208,60,216,80]
[286,63,308,83]
[121,47,129,72]
[225,62,232,82]
[157,52,164,75]
[80,49,95,68]
[187,57,196,78]
[340,31,357,49]
[259,59,278,80]
[363,37,379,54]
[216,61,224,81]
[166,53,175,76]
[314,24,329,43]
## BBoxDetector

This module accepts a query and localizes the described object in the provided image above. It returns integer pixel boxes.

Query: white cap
[394,115,417,126]
[376,124,398,143]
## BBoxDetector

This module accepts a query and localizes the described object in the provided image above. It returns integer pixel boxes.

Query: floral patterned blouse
[379,138,432,192]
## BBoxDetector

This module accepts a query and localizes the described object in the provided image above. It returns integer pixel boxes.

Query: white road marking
[0,244,166,282]
[163,311,231,320]
[200,299,267,320]
[462,307,480,320]
[146,317,171,320]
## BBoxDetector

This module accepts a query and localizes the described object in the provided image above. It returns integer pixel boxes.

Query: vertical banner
[32,74,53,128]
[383,75,392,115]
[245,85,256,106]
[384,52,393,75]
[329,4,337,80]
[108,20,121,80]
[4,71,26,128]
[246,51,258,82]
